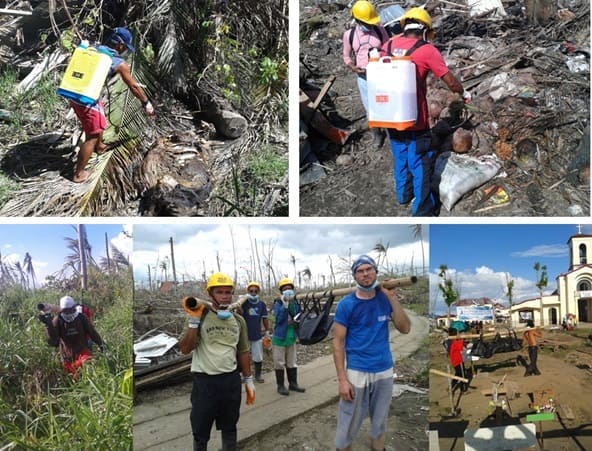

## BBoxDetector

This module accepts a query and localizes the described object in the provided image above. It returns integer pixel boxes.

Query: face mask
[60,311,79,323]
[282,289,295,301]
[217,309,232,320]
[356,280,379,292]
[247,294,259,302]
[359,24,371,33]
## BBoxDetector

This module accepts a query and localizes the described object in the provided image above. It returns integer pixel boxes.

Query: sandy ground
[428,326,592,451]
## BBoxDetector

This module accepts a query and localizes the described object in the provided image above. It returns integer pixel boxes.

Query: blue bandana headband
[351,254,378,276]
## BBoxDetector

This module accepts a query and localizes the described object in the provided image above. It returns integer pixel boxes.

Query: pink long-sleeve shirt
[343,24,389,69]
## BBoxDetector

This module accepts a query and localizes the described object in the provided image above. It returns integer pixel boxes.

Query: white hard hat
[59,295,76,310]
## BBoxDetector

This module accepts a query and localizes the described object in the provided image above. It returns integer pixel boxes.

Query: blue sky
[132,224,428,289]
[0,224,132,284]
[429,224,590,314]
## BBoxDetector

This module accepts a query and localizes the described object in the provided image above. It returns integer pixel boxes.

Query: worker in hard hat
[70,27,155,183]
[179,272,253,451]
[381,7,470,216]
[271,277,305,395]
[343,1,389,147]
[333,255,410,451]
[39,295,104,378]
[240,281,271,383]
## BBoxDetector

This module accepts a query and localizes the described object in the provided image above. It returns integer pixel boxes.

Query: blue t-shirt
[334,290,393,373]
[242,299,268,341]
[96,45,125,78]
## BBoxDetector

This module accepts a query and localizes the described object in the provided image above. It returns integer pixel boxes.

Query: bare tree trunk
[105,233,111,273]
[78,224,88,291]
[328,255,336,286]
[229,225,237,284]
[148,265,152,291]
[170,237,178,295]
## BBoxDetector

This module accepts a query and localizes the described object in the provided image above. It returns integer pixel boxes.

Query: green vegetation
[0,173,20,208]
[0,275,133,450]
[247,145,288,184]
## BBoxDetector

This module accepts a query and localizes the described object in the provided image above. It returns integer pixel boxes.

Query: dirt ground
[299,1,589,217]
[136,340,429,451]
[428,326,592,451]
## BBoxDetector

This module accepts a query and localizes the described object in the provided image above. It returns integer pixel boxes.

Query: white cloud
[110,225,133,258]
[510,244,567,259]
[430,265,549,315]
[133,225,427,290]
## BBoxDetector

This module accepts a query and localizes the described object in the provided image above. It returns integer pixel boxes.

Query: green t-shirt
[191,312,249,375]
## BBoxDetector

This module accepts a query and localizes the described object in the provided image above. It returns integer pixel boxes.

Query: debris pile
[299,0,590,216]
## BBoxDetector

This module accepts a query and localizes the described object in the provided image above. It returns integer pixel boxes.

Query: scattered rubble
[299,0,590,216]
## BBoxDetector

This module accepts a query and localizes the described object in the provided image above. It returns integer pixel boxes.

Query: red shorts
[63,349,92,375]
[70,100,107,136]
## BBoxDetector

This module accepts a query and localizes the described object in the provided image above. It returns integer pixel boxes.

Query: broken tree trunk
[16,49,68,94]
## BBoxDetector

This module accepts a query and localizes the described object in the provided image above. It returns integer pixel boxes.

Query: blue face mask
[217,309,232,320]
[356,280,379,292]
[282,289,295,301]
[247,294,259,302]
[359,24,371,33]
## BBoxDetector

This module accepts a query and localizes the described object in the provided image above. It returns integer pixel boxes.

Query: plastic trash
[436,152,502,211]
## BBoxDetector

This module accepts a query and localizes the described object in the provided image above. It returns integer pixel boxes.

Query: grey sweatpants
[335,368,394,449]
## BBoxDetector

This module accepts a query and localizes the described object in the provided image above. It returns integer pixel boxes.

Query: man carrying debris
[240,281,271,383]
[381,7,470,216]
[271,277,305,395]
[332,255,411,451]
[342,0,389,147]
[70,27,155,183]
[522,319,542,376]
[179,272,254,451]
[38,295,104,378]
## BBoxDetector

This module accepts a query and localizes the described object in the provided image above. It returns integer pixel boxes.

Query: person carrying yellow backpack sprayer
[57,27,155,183]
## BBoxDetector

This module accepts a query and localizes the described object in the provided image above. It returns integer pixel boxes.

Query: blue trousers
[389,130,439,216]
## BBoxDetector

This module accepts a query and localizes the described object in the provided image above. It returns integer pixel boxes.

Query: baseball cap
[110,27,135,52]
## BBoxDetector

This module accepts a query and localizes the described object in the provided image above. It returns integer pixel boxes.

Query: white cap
[60,295,76,310]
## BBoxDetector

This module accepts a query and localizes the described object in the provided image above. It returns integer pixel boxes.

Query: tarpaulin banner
[456,305,494,321]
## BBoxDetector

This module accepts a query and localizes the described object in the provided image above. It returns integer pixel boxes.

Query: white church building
[510,231,592,327]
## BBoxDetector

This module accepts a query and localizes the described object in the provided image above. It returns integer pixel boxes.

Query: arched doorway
[578,299,590,322]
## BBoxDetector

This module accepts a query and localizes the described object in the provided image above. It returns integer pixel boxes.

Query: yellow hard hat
[206,272,234,291]
[247,281,261,291]
[400,7,433,30]
[351,1,380,25]
[278,277,294,291]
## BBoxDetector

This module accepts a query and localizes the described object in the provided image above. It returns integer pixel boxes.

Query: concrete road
[133,310,429,450]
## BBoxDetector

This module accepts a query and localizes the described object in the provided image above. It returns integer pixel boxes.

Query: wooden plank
[308,75,336,113]
[428,430,440,451]
[526,412,555,422]
[430,368,469,383]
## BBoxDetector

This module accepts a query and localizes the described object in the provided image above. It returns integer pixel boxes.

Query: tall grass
[0,279,133,450]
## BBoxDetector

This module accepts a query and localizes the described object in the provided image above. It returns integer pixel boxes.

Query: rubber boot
[254,362,264,383]
[287,367,305,393]
[221,429,237,451]
[275,369,289,395]
[371,128,386,148]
